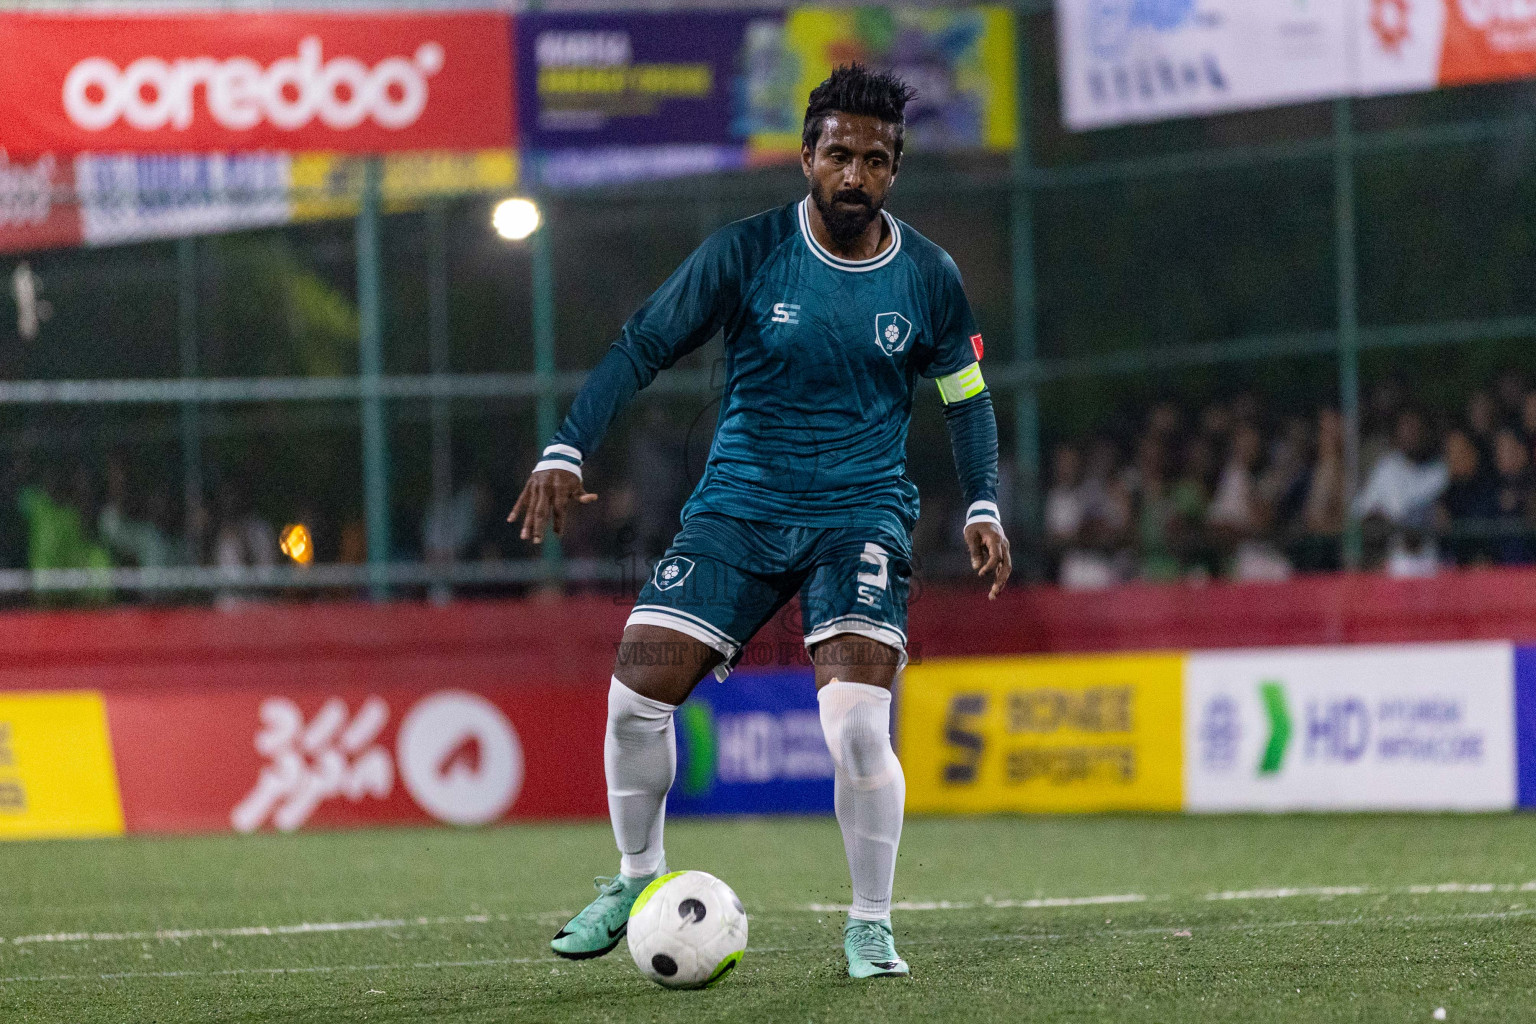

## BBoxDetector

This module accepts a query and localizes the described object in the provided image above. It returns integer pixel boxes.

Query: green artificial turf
[1,815,1533,1022]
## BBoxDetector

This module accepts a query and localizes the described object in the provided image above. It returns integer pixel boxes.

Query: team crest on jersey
[875,312,913,356]
[653,556,696,591]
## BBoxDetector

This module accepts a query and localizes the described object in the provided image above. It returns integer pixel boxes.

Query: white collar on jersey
[797,196,902,272]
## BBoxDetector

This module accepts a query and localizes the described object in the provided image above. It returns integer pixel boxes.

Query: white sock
[818,680,905,922]
[605,677,676,879]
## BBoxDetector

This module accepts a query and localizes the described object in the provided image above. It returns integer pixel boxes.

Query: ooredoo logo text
[63,36,446,134]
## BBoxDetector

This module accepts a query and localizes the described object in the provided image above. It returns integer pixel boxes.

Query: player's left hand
[964,522,1012,600]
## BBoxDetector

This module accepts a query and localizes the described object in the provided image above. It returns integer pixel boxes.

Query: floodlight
[492,197,541,241]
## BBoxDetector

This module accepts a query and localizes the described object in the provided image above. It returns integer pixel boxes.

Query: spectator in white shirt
[1353,409,1448,530]
[1207,423,1264,533]
[1044,443,1085,546]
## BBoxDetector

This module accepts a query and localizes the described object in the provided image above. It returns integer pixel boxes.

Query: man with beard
[509,63,1009,979]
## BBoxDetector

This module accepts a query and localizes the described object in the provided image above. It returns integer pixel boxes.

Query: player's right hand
[965,521,1012,601]
[508,469,597,544]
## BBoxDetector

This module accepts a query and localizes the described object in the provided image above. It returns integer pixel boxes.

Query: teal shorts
[627,511,912,679]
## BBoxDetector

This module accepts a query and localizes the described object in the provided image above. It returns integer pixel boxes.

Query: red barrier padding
[1,568,1535,693]
[0,596,631,688]
[908,567,1536,656]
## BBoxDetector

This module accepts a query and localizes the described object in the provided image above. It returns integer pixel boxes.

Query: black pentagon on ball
[650,953,679,977]
[678,898,707,923]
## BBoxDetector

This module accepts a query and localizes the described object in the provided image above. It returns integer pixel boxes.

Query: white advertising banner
[1059,1,1536,130]
[1185,642,1516,811]
[1055,0,1354,131]
[76,153,292,247]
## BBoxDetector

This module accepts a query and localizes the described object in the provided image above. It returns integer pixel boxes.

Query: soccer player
[509,63,1009,979]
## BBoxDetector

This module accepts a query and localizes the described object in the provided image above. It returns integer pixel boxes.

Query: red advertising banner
[0,12,515,155]
[0,152,81,251]
[107,680,606,833]
[1439,0,1536,85]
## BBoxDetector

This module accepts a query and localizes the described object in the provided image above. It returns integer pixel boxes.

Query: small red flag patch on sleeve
[970,334,984,360]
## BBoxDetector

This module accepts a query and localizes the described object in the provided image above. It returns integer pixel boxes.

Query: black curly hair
[801,63,918,166]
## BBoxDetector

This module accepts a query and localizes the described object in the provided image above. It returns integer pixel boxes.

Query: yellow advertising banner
[749,6,1018,156]
[291,149,518,221]
[900,654,1184,813]
[0,692,124,839]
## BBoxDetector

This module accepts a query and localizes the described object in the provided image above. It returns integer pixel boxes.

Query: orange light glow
[279,523,314,565]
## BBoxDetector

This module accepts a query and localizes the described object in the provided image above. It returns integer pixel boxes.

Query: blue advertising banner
[1514,647,1536,808]
[668,667,834,816]
[516,7,1017,187]
[517,12,765,151]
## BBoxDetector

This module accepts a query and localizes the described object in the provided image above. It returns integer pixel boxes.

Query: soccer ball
[627,870,747,989]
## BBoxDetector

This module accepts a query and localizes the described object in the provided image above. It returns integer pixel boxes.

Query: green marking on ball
[630,870,686,920]
[705,949,744,988]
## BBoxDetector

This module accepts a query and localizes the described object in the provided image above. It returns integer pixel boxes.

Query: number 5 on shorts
[856,543,888,608]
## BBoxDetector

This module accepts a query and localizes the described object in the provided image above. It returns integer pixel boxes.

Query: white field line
[805,880,1536,914]
[0,957,536,985]
[805,893,1151,913]
[5,880,1531,949]
[1204,881,1536,901]
[5,914,514,946]
[957,905,1536,948]
[1205,886,1370,900]
[1,907,1532,986]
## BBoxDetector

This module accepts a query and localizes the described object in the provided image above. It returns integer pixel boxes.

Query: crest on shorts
[653,556,696,591]
[875,312,912,356]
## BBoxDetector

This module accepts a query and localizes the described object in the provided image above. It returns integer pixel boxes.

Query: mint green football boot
[550,874,656,960]
[843,918,911,979]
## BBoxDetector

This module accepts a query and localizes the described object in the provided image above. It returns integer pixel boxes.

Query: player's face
[802,112,899,246]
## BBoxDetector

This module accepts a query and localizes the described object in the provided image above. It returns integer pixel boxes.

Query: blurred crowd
[1045,372,1536,589]
[6,454,529,605]
[25,369,1536,605]
[7,456,325,606]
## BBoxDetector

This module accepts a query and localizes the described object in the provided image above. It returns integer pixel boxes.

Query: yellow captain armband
[936,362,986,404]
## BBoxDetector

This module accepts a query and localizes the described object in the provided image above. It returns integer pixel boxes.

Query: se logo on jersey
[770,302,801,325]
[875,312,913,356]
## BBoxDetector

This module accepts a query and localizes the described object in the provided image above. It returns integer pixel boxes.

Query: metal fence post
[427,201,452,558]
[176,236,202,561]
[530,200,562,578]
[1012,5,1042,573]
[357,156,391,599]
[1334,98,1363,570]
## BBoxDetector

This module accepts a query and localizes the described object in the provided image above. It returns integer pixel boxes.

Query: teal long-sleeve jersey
[535,198,1001,537]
